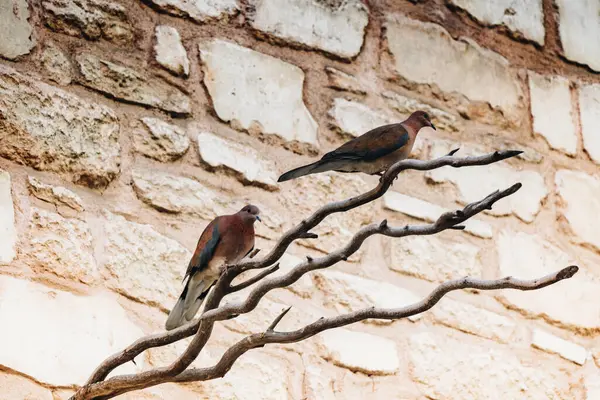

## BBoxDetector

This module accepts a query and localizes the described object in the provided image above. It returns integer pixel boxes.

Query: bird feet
[219,264,231,277]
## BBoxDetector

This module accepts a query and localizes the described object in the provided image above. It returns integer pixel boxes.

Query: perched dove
[278,111,435,182]
[165,205,260,330]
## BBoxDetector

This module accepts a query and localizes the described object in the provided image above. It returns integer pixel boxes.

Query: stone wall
[1,0,600,398]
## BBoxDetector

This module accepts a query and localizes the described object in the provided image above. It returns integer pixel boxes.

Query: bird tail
[165,275,210,331]
[278,160,336,182]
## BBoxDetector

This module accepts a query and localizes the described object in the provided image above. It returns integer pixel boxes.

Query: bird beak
[256,215,262,222]
[430,121,436,130]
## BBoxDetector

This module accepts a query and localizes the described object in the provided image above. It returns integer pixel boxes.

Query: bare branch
[198,183,521,324]
[233,149,523,273]
[229,264,280,293]
[173,265,578,383]
[70,150,524,399]
[75,181,521,399]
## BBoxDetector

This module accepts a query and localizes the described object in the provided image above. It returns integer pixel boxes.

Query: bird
[165,204,261,330]
[277,110,436,182]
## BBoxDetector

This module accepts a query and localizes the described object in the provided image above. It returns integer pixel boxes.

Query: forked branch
[68,148,578,400]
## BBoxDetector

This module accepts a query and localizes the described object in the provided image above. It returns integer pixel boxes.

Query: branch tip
[447,148,460,156]
[496,149,523,160]
[557,265,579,280]
[300,232,318,239]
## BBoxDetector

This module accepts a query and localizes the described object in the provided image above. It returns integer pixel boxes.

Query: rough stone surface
[76,53,191,115]
[531,329,587,365]
[427,141,548,223]
[382,90,459,132]
[197,131,278,190]
[199,39,318,147]
[0,373,53,400]
[27,208,97,284]
[555,170,600,251]
[317,329,399,375]
[0,64,120,188]
[0,0,34,59]
[222,297,311,334]
[328,98,393,138]
[556,0,600,72]
[586,370,600,400]
[0,276,144,386]
[280,173,375,261]
[408,332,573,399]
[383,191,493,238]
[147,0,239,23]
[154,25,190,77]
[579,83,600,164]
[131,169,239,218]
[0,169,16,264]
[42,0,133,44]
[247,0,369,59]
[385,14,522,120]
[99,211,191,309]
[325,66,367,95]
[303,364,336,400]
[389,235,482,282]
[497,230,600,331]
[134,117,190,162]
[313,270,422,323]
[203,352,302,399]
[40,42,73,85]
[28,176,85,212]
[433,299,517,343]
[528,72,577,155]
[449,0,544,44]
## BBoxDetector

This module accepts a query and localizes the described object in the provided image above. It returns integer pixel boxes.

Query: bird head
[408,110,436,132]
[239,204,261,224]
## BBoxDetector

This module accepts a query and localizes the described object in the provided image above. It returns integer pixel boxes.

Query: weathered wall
[1,0,600,398]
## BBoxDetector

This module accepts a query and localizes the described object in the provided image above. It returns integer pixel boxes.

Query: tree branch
[173,265,579,382]
[234,149,523,273]
[70,150,524,399]
[198,183,522,324]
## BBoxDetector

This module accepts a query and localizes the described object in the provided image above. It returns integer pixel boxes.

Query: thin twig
[266,306,292,332]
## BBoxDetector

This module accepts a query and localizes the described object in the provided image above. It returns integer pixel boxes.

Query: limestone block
[0,276,144,386]
[42,0,133,44]
[76,53,191,115]
[0,64,120,188]
[0,0,34,59]
[99,211,191,309]
[247,0,368,59]
[154,25,189,77]
[449,0,544,44]
[199,39,318,147]
[528,72,577,155]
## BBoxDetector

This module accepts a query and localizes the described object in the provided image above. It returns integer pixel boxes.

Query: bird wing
[322,123,409,162]
[183,218,221,283]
